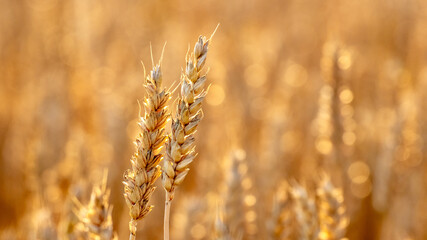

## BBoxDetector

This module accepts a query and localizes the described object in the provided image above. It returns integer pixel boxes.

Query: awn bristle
[123,63,171,239]
[162,36,210,201]
[316,175,349,240]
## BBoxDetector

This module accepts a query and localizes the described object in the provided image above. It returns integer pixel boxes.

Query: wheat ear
[162,35,210,199]
[224,151,247,238]
[123,61,171,240]
[268,182,293,240]
[290,182,319,240]
[162,35,211,240]
[74,172,116,240]
[316,175,349,240]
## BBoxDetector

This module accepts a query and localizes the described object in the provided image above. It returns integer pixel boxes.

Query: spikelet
[316,175,349,240]
[162,36,210,200]
[290,182,319,240]
[74,173,116,240]
[123,62,171,239]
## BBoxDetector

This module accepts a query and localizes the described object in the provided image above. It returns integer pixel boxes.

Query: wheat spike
[316,175,349,240]
[290,182,319,240]
[162,35,210,200]
[224,151,247,237]
[74,173,116,240]
[268,182,294,240]
[162,34,212,240]
[123,61,171,240]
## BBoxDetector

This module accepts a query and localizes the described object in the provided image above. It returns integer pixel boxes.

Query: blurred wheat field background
[1,0,427,239]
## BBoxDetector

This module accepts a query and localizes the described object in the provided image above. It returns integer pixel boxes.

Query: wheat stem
[129,220,137,240]
[164,192,172,240]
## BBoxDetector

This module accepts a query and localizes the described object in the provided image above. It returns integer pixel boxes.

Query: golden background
[0,0,426,239]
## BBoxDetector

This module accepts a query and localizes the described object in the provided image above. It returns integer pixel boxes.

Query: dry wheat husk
[123,62,171,239]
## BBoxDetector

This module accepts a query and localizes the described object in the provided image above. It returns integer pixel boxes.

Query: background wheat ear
[123,60,171,240]
[214,204,232,240]
[268,181,294,240]
[290,181,319,240]
[74,171,116,240]
[316,174,349,240]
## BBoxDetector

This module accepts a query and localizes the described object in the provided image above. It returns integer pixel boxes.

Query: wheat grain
[123,61,171,240]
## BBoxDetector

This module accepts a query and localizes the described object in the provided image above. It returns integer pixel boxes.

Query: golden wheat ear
[74,170,117,240]
[268,181,294,240]
[162,32,215,240]
[162,33,214,200]
[290,181,319,240]
[123,57,171,240]
[316,174,349,240]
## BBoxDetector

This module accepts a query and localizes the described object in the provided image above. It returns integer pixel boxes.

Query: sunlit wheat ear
[123,61,171,240]
[316,174,349,240]
[162,33,214,240]
[74,172,116,240]
[162,35,210,201]
[290,182,319,240]
[268,182,294,240]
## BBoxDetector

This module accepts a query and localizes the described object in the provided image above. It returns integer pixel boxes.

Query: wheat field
[1,0,427,239]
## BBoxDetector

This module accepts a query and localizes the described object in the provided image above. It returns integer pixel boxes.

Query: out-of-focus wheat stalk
[123,60,171,240]
[224,151,247,238]
[316,175,349,240]
[74,172,116,240]
[162,35,211,240]
[317,43,354,179]
[214,206,232,240]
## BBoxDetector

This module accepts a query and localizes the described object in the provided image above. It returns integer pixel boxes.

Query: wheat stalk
[214,205,232,240]
[316,175,349,240]
[123,60,171,240]
[162,35,212,240]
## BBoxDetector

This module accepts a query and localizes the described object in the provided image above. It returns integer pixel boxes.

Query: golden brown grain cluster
[74,174,116,240]
[123,64,170,239]
[162,36,210,201]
